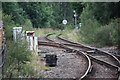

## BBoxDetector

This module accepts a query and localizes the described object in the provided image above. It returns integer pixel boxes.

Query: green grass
[22,27,81,42]
[29,52,53,78]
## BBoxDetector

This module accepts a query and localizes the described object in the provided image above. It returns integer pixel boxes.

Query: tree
[79,2,120,48]
[19,2,55,28]
[2,2,28,25]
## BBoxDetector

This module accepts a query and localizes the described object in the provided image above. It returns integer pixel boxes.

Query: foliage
[108,18,120,49]
[79,2,120,48]
[80,4,101,44]
[94,26,113,47]
[2,3,29,26]
[2,2,74,29]
[18,2,56,28]
[93,19,120,47]
[2,2,120,49]
[80,2,120,25]
[2,14,34,78]
[4,40,32,77]
[3,14,14,40]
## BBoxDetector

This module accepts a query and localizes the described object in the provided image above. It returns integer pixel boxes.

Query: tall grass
[32,27,80,42]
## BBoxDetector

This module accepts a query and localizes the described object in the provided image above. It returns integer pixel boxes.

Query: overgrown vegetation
[79,2,120,48]
[2,2,74,29]
[3,14,58,78]
[3,14,35,78]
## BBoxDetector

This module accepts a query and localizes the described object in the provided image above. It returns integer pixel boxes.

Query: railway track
[42,33,120,79]
[38,34,92,80]
[56,34,120,67]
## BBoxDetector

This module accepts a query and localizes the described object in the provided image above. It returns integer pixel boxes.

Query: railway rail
[38,34,92,80]
[45,33,120,67]
[56,34,120,67]
[38,33,120,79]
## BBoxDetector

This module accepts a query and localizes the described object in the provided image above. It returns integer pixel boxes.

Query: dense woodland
[1,2,120,78]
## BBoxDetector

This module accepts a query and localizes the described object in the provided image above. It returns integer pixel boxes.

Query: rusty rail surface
[38,33,120,79]
[46,34,120,69]
[44,33,55,42]
[56,34,120,80]
[45,33,120,79]
[45,33,120,67]
[56,34,120,67]
[38,34,92,80]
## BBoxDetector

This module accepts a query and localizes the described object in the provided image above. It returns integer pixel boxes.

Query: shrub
[79,19,101,44]
[108,18,120,49]
[94,26,113,47]
[3,14,33,78]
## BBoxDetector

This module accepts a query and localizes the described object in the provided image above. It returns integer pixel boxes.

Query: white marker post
[13,27,23,41]
[26,31,35,51]
[34,37,38,52]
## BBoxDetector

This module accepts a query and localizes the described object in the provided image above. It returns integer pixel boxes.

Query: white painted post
[13,27,22,41]
[26,31,35,51]
[34,37,38,52]
[30,36,34,50]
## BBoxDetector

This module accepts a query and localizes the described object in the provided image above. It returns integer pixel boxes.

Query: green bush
[3,14,34,78]
[3,14,15,41]
[4,40,32,78]
[94,19,120,47]
[79,3,120,48]
[94,26,113,47]
[108,18,120,49]
[79,19,101,44]
[79,17,120,48]
[79,4,101,44]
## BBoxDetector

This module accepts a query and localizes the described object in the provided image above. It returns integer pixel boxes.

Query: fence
[0,37,6,79]
[0,21,6,79]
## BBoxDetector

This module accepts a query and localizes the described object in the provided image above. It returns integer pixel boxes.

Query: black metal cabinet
[45,54,57,67]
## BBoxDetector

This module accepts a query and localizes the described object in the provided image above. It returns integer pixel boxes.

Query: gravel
[38,37,119,79]
[38,46,88,79]
[86,62,118,78]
